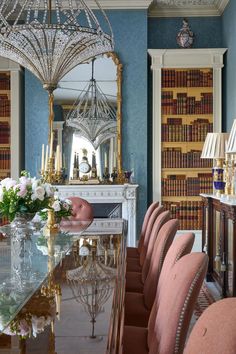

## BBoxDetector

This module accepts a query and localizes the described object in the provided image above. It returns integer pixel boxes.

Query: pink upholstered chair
[184,298,236,354]
[126,210,171,293]
[60,196,94,232]
[122,252,208,354]
[127,201,159,259]
[126,205,164,273]
[125,232,194,327]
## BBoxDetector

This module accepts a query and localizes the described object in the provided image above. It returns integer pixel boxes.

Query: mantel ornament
[176,18,194,48]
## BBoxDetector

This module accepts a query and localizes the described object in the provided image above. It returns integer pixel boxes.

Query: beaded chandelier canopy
[0,0,114,92]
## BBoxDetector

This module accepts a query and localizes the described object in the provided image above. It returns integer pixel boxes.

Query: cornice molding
[62,0,153,10]
[149,0,230,17]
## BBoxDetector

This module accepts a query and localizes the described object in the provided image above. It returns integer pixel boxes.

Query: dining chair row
[121,202,208,354]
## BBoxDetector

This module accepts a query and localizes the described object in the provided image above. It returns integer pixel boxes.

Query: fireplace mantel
[57,184,139,246]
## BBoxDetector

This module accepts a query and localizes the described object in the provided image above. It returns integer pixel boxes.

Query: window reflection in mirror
[53,54,119,182]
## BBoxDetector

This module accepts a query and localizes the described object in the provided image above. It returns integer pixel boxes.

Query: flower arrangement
[0,172,55,222]
[0,291,56,338]
[39,196,73,223]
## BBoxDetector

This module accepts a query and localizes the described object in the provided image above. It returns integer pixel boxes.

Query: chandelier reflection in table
[0,218,126,354]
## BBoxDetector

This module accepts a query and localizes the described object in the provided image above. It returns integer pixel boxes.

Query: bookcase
[148,49,227,234]
[0,57,22,226]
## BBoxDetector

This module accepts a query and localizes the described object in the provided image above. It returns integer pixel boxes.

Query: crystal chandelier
[67,240,116,338]
[66,58,117,150]
[0,1,114,139]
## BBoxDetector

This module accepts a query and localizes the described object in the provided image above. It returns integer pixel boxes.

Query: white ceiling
[149,0,229,16]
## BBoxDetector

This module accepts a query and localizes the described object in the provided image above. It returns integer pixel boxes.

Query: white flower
[31,315,49,337]
[19,176,31,185]
[44,183,55,197]
[1,177,17,190]
[16,184,28,198]
[65,199,72,205]
[31,186,45,201]
[0,186,3,202]
[52,200,61,212]
[31,179,39,192]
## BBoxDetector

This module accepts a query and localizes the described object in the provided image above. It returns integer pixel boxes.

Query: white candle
[45,145,49,171]
[59,145,62,170]
[113,152,116,168]
[56,145,60,171]
[55,152,58,171]
[105,152,108,168]
[41,144,45,172]
[49,132,54,158]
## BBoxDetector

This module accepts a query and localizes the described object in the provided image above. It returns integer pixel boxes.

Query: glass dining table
[0,218,126,354]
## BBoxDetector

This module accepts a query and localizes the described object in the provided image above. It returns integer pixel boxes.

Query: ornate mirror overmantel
[53,52,123,183]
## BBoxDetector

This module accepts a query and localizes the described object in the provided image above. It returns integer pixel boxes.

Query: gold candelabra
[40,132,64,184]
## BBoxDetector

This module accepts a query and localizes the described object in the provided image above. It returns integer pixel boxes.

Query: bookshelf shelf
[149,48,227,231]
[0,117,10,122]
[0,144,10,148]
[162,196,201,202]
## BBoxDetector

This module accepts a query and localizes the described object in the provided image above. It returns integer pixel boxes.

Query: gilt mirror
[53,52,122,183]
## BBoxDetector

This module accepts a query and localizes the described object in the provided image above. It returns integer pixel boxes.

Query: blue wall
[25,70,48,177]
[222,0,235,132]
[25,10,148,234]
[148,17,222,49]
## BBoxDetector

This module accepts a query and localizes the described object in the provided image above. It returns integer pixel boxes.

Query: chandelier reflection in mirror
[67,238,116,339]
[0,0,114,139]
[66,58,117,150]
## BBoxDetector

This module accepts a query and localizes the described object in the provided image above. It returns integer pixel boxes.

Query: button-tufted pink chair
[124,219,179,327]
[126,210,171,293]
[127,201,159,259]
[60,196,94,232]
[184,298,236,354]
[126,205,164,273]
[122,252,208,354]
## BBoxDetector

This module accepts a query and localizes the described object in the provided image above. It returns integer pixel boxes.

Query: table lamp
[201,132,229,196]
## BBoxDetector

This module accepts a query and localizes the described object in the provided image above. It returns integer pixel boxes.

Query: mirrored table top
[0,218,125,354]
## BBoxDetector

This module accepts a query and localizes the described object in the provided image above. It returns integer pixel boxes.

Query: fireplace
[57,184,138,246]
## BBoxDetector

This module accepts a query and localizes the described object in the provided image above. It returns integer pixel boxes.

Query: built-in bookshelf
[0,72,10,181]
[161,67,214,230]
[149,49,227,235]
[0,59,22,227]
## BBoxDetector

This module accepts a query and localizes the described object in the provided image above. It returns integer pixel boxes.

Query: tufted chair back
[148,232,195,346]
[60,196,94,232]
[143,218,179,310]
[184,298,236,354]
[139,205,164,266]
[138,201,159,253]
[148,252,208,354]
[141,210,171,282]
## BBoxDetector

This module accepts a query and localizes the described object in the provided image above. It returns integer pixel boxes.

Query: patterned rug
[194,282,216,320]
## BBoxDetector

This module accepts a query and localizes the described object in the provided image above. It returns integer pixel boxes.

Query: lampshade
[201,133,229,159]
[226,119,236,153]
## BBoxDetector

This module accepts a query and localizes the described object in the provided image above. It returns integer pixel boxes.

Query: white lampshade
[226,119,236,153]
[201,132,229,159]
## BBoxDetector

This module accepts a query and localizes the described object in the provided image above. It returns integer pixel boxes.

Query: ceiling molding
[216,0,230,14]
[148,0,230,17]
[61,0,153,10]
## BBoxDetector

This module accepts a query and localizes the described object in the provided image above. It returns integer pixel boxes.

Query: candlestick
[45,145,49,171]
[56,145,60,172]
[41,144,45,172]
[59,145,62,170]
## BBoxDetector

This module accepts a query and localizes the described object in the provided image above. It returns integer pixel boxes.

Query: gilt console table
[57,184,138,247]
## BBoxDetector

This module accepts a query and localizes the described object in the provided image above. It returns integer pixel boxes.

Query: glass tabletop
[0,218,124,337]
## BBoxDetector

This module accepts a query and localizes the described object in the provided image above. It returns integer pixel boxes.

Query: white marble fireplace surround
[57,184,138,246]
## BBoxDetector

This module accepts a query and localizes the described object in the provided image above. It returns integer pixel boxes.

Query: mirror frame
[106,51,123,175]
